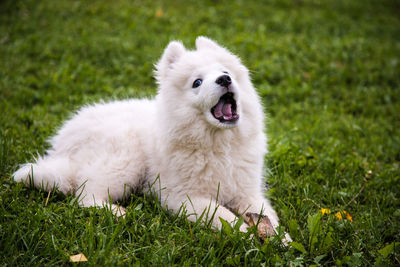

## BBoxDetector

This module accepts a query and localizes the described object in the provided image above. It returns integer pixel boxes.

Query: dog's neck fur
[159,117,240,151]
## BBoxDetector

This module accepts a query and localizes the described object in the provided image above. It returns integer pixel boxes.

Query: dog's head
[155,37,256,130]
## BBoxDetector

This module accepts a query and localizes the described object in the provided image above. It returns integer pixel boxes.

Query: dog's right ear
[155,41,186,82]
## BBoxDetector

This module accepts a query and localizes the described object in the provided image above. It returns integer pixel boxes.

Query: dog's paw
[245,212,275,239]
[245,212,293,246]
[111,204,126,218]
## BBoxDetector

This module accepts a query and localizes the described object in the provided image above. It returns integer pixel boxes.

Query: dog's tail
[13,156,73,193]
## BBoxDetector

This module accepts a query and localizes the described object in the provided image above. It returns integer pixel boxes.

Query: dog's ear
[155,41,186,82]
[196,36,224,51]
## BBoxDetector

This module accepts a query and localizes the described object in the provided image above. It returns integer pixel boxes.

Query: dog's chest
[184,148,251,197]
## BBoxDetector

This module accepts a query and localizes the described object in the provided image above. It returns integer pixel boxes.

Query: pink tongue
[214,101,232,119]
[222,103,232,118]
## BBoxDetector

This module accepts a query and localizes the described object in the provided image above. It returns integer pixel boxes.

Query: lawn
[1,0,399,265]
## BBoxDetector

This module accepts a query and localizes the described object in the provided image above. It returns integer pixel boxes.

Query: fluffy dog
[14,37,289,240]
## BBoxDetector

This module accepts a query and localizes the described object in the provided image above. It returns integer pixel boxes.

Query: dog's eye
[192,79,202,88]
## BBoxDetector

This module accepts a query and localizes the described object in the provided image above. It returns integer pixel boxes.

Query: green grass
[1,0,399,265]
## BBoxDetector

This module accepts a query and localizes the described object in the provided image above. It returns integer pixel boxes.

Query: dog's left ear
[196,36,225,51]
[155,41,186,82]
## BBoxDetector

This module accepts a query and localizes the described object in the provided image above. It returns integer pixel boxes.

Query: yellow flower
[155,9,163,18]
[344,211,353,222]
[335,211,343,220]
[335,210,353,222]
[320,208,353,222]
[320,208,331,215]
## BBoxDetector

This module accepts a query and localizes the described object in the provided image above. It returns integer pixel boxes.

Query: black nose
[215,75,232,87]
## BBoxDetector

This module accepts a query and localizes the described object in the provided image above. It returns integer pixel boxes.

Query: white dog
[14,37,289,240]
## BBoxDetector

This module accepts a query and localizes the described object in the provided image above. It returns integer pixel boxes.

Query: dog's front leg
[166,196,248,232]
[236,195,292,243]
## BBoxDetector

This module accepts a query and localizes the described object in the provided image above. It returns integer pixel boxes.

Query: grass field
[1,0,399,265]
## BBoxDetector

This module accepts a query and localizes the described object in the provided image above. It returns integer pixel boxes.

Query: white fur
[14,37,289,239]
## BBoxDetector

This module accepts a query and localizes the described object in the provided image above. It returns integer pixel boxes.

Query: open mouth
[211,92,239,123]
